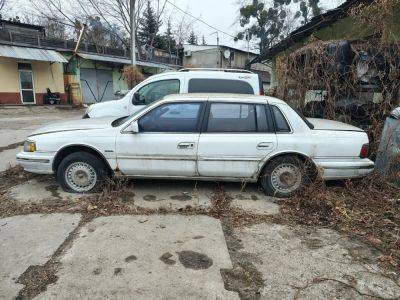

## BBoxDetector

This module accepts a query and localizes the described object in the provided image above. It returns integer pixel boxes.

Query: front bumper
[16,151,55,174]
[315,158,375,180]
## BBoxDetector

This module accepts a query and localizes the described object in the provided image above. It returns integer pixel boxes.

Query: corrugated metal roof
[264,0,374,60]
[77,52,174,70]
[0,45,67,63]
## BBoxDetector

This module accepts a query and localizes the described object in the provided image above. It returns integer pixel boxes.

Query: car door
[116,101,205,177]
[197,102,277,179]
[128,78,182,115]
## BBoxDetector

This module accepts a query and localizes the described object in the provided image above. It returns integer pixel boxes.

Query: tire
[260,156,305,198]
[57,152,108,193]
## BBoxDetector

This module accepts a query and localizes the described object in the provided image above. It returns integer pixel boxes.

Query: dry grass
[281,172,400,269]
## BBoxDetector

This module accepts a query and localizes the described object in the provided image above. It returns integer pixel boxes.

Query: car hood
[88,100,129,118]
[29,117,117,136]
[307,118,363,132]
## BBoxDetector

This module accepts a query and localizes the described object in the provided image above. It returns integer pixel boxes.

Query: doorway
[18,63,36,104]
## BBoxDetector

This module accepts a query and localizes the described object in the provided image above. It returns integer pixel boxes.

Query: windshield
[111,105,149,127]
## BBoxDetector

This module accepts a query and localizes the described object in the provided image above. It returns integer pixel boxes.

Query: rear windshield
[188,78,254,94]
[288,104,314,129]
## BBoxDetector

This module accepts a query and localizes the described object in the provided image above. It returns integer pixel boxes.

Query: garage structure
[63,52,176,105]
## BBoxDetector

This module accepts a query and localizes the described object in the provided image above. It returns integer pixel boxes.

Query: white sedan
[17,94,374,197]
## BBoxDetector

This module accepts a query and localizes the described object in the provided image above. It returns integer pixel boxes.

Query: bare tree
[29,0,171,58]
[0,0,6,12]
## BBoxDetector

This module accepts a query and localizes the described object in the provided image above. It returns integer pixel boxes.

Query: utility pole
[210,31,221,68]
[130,0,136,66]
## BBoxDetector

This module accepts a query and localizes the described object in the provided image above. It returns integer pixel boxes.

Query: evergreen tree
[187,30,198,45]
[201,35,206,45]
[138,0,161,47]
[164,20,177,53]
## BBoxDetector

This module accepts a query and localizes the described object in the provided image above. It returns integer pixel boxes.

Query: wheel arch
[52,144,113,174]
[257,151,318,180]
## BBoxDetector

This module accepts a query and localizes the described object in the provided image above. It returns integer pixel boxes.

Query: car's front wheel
[57,152,108,193]
[260,156,305,198]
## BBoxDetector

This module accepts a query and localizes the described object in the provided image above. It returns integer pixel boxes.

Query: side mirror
[132,92,141,105]
[130,121,139,133]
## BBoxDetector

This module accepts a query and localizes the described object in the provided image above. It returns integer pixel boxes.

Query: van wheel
[57,152,108,193]
[260,156,304,198]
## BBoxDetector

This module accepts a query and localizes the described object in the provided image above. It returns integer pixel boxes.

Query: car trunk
[307,118,364,132]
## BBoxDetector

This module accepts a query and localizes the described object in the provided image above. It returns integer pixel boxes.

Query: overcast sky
[164,0,345,50]
[6,0,345,51]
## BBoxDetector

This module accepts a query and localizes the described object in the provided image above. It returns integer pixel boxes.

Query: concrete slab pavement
[0,213,81,299]
[234,223,400,299]
[9,177,84,203]
[38,215,238,299]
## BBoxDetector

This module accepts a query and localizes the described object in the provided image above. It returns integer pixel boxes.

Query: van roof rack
[178,68,253,74]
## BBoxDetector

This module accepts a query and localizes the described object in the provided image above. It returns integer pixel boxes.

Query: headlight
[24,140,36,152]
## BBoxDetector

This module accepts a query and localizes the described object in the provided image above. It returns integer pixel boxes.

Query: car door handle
[257,142,273,150]
[178,142,195,149]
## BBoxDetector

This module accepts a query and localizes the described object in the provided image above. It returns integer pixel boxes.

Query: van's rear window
[188,79,254,94]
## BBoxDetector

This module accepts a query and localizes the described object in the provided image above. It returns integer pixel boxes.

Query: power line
[165,0,236,39]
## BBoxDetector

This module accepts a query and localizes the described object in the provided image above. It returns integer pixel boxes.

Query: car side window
[256,105,273,132]
[207,103,257,132]
[138,102,202,132]
[271,105,291,132]
[188,79,254,94]
[136,79,180,105]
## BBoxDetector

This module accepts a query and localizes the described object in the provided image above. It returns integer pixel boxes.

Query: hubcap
[271,163,302,195]
[65,162,97,193]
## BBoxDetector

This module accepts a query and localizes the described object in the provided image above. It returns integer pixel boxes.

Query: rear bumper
[315,158,375,180]
[16,151,54,175]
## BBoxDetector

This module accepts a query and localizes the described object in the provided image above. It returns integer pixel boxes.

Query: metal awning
[0,45,67,63]
[77,52,174,70]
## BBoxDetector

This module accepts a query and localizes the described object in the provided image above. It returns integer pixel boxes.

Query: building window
[18,63,35,104]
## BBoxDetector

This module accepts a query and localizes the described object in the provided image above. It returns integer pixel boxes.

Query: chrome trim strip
[198,157,261,162]
[117,155,195,161]
[17,157,50,163]
[117,174,258,182]
[117,155,261,162]
[324,165,375,170]
[29,128,101,137]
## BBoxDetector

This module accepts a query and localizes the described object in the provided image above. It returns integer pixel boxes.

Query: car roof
[163,93,287,105]
[153,70,259,78]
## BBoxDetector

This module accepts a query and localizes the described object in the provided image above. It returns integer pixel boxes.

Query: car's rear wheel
[260,156,305,198]
[57,152,108,193]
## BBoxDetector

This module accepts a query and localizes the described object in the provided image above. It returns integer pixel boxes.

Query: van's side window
[188,79,254,94]
[136,79,180,105]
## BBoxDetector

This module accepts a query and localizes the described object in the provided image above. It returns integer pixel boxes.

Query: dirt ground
[1,107,399,299]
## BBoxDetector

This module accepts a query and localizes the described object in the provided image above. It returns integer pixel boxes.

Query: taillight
[258,75,265,95]
[360,143,369,158]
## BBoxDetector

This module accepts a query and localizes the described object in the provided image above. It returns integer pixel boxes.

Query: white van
[83,68,264,118]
